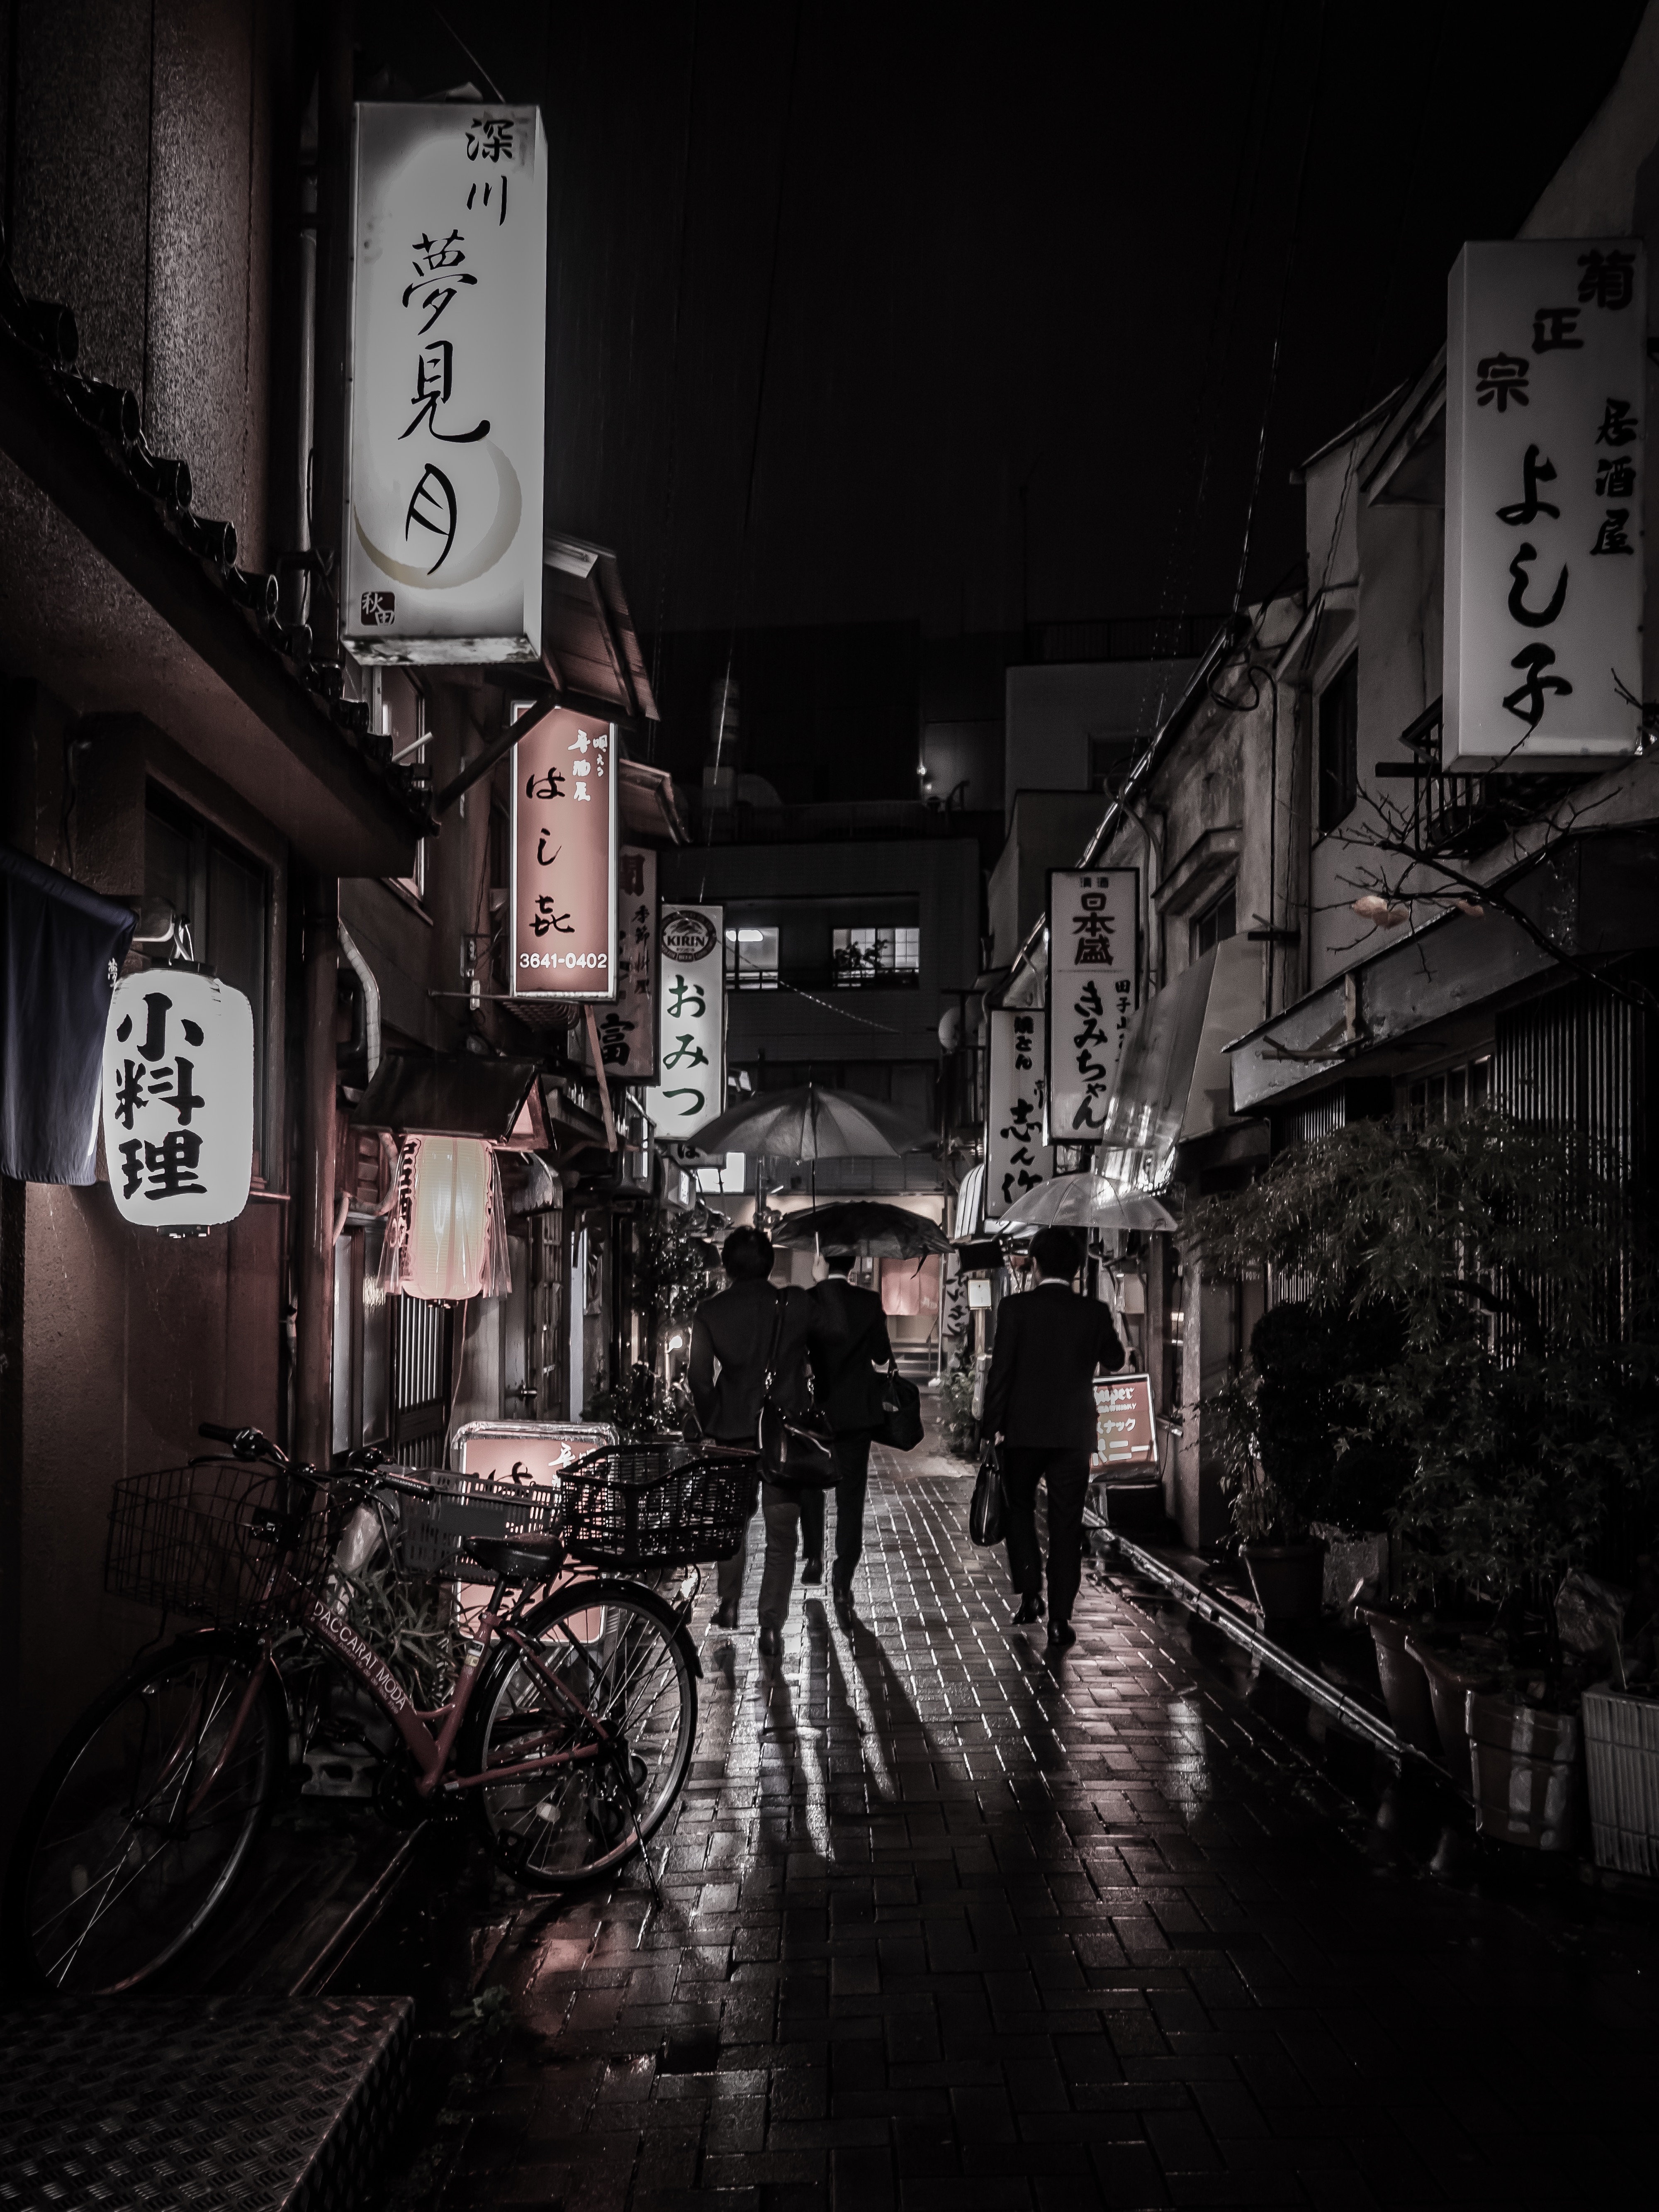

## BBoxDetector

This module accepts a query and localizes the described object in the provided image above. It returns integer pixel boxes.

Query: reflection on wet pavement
[413,1450,1659,2210]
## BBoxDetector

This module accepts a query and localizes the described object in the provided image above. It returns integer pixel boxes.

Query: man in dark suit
[689,1224,815,1655]
[803,1249,893,1623]
[982,1225,1123,1652]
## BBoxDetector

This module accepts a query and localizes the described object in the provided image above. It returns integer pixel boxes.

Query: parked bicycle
[3,1421,756,1995]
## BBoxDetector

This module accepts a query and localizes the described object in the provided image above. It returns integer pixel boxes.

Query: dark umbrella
[770,1201,949,1258]
[688,1080,932,1162]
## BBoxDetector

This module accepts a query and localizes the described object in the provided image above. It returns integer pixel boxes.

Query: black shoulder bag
[758,1290,842,1489]
[876,1358,924,1452]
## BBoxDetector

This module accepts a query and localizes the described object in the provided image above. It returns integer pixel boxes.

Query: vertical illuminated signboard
[645,905,724,1141]
[583,845,658,1080]
[510,705,617,1002]
[102,969,254,1231]
[343,102,547,664]
[1046,869,1138,1143]
[1445,239,1645,769]
[985,1008,1052,1221]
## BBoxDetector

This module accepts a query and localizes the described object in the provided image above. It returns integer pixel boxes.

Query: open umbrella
[688,1080,932,1162]
[995,1175,1178,1234]
[770,1201,949,1258]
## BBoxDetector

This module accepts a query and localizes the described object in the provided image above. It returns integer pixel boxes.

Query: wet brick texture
[440,1451,1659,2210]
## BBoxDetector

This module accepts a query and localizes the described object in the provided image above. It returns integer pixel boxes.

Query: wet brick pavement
[431,1445,1659,2210]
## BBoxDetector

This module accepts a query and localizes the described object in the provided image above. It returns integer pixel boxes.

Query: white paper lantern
[101,969,254,1231]
[403,1136,493,1302]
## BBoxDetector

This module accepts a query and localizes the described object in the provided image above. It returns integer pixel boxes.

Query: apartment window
[1190,881,1236,961]
[1407,1056,1491,1127]
[145,788,270,1176]
[832,925,921,987]
[725,926,780,989]
[1318,651,1359,830]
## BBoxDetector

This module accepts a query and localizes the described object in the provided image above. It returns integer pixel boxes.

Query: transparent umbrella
[995,1175,1178,1234]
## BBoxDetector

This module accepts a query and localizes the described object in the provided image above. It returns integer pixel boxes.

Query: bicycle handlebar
[197,1424,436,1499]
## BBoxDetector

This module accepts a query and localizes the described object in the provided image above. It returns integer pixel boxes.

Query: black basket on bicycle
[555,1443,754,1567]
[105,1459,331,1626]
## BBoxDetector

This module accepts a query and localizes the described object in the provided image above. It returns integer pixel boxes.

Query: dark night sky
[360,4,1646,645]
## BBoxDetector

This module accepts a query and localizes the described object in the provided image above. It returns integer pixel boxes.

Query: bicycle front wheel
[3,1632,282,1993]
[467,1577,697,1889]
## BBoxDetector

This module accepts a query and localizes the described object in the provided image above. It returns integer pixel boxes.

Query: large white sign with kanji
[1445,239,1645,769]
[985,1009,1052,1222]
[645,905,724,1141]
[102,970,253,1230]
[1046,869,1137,1142]
[343,103,547,664]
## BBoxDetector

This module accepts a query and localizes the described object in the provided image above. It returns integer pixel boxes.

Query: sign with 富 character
[645,905,724,1141]
[102,969,254,1230]
[342,102,547,664]
[579,846,658,1080]
[1445,239,1646,769]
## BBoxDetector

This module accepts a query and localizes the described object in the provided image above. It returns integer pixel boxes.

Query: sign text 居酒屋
[1046,869,1138,1144]
[985,1007,1053,1221]
[343,104,547,664]
[1445,239,1645,769]
[645,906,725,1142]
[511,706,617,1001]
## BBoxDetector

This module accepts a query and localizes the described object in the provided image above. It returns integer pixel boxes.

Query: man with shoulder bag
[688,1226,828,1656]
[981,1226,1123,1652]
[803,1248,895,1624]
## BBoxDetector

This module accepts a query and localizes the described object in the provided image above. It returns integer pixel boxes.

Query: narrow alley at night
[2,6,1659,2208]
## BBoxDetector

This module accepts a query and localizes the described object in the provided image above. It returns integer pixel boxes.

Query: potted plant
[1188,1108,1659,1815]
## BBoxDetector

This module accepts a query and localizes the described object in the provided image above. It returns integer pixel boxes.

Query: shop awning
[1094,933,1262,1193]
[352,1055,542,1143]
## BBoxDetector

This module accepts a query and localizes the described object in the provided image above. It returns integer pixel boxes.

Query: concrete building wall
[1004,658,1198,817]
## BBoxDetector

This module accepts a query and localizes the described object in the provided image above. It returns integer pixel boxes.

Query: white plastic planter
[1583,1687,1659,1876]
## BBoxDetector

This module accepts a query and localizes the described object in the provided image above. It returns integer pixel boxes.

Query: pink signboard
[1091,1373,1157,1473]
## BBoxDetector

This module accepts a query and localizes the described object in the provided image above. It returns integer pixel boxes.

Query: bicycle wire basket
[105,1459,333,1626]
[555,1443,756,1568]
[395,1470,563,1582]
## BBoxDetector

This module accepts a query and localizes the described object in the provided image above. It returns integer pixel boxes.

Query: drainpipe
[338,920,382,1080]
[295,873,339,1470]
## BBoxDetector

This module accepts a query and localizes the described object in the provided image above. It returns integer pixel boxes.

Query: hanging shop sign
[1091,1372,1158,1474]
[1445,238,1646,769]
[645,904,724,1142]
[387,1134,503,1302]
[581,845,657,1080]
[1046,869,1138,1143]
[511,704,617,1002]
[342,102,547,664]
[985,1008,1053,1222]
[102,969,253,1231]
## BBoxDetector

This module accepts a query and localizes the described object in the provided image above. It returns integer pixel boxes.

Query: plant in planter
[1188,1107,1659,1831]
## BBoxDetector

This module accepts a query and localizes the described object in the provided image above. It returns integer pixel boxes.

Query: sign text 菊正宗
[583,845,658,1080]
[343,103,547,664]
[511,706,617,1000]
[1445,238,1645,769]
[101,969,254,1231]
[1046,869,1138,1143]
[985,1008,1053,1220]
[645,906,725,1142]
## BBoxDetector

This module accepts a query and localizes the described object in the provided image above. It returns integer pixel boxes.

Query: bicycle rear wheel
[4,1632,282,1993]
[467,1578,696,1889]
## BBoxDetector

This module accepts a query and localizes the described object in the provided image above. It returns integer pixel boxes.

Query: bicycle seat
[464,1534,564,1584]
